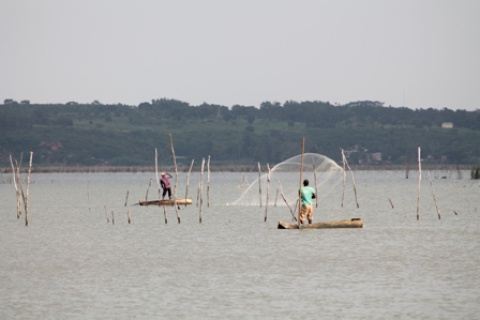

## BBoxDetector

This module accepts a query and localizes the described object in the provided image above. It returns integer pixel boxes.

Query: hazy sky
[1,0,479,110]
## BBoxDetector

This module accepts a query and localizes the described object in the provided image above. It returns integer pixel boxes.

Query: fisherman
[160,172,172,200]
[299,179,316,224]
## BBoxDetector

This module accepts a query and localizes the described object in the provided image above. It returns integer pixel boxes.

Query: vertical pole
[257,162,262,207]
[199,158,205,223]
[155,148,160,198]
[25,151,33,226]
[9,154,21,219]
[124,190,129,207]
[207,155,211,208]
[145,178,152,201]
[298,138,305,227]
[185,159,194,207]
[169,133,180,224]
[341,149,347,208]
[264,164,271,222]
[417,147,422,221]
[313,162,318,208]
[428,171,441,220]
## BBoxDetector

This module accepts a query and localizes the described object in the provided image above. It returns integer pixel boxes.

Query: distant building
[441,122,453,129]
[371,152,382,162]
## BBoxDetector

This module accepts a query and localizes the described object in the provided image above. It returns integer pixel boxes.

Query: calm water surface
[0,171,479,319]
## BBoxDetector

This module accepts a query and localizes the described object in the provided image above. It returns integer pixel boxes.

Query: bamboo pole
[279,185,297,222]
[125,189,130,224]
[341,149,347,208]
[196,176,200,207]
[428,171,441,220]
[163,206,168,224]
[184,159,194,206]
[313,162,318,208]
[207,155,211,208]
[199,158,205,223]
[416,147,421,221]
[24,152,33,226]
[257,162,262,207]
[388,197,394,209]
[87,181,91,211]
[124,190,129,207]
[103,204,110,223]
[298,138,305,227]
[155,148,161,198]
[127,209,131,224]
[343,151,359,208]
[14,158,28,223]
[145,178,152,201]
[405,153,410,179]
[169,133,180,224]
[264,164,271,222]
[9,155,21,219]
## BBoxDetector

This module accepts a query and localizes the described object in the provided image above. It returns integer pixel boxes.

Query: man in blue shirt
[299,179,316,224]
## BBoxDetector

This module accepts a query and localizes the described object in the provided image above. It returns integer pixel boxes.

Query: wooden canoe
[138,198,193,206]
[277,218,363,229]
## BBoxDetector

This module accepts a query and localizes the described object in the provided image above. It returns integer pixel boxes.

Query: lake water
[0,170,479,319]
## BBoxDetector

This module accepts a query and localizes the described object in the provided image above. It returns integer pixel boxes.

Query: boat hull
[138,199,193,206]
[278,218,363,229]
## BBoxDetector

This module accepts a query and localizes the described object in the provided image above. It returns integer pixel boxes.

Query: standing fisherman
[299,179,316,224]
[160,172,172,200]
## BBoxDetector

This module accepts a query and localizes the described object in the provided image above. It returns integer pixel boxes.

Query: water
[0,171,479,319]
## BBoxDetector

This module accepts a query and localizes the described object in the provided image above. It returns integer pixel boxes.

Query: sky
[1,0,479,110]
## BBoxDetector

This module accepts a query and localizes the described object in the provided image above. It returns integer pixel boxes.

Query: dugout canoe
[138,198,193,206]
[277,218,363,229]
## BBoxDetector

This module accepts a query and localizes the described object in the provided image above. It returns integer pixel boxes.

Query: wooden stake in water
[163,206,168,224]
[104,204,110,223]
[264,163,271,222]
[343,151,360,209]
[24,151,33,226]
[416,147,422,221]
[279,185,297,222]
[15,161,28,220]
[145,177,152,201]
[313,162,318,208]
[9,154,21,219]
[111,211,115,225]
[207,155,211,208]
[155,148,160,198]
[124,190,129,207]
[257,162,262,208]
[185,159,195,206]
[298,138,305,227]
[388,197,394,209]
[127,209,132,224]
[87,181,91,211]
[169,133,180,224]
[428,171,441,220]
[341,149,347,208]
[198,158,205,223]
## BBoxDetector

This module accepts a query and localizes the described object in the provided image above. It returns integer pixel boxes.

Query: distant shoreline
[0,164,472,174]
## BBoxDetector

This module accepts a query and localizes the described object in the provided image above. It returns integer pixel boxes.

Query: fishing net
[229,153,344,207]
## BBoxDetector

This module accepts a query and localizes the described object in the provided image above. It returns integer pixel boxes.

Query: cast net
[229,153,344,207]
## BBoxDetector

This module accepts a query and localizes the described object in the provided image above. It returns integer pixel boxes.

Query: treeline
[1,99,479,168]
